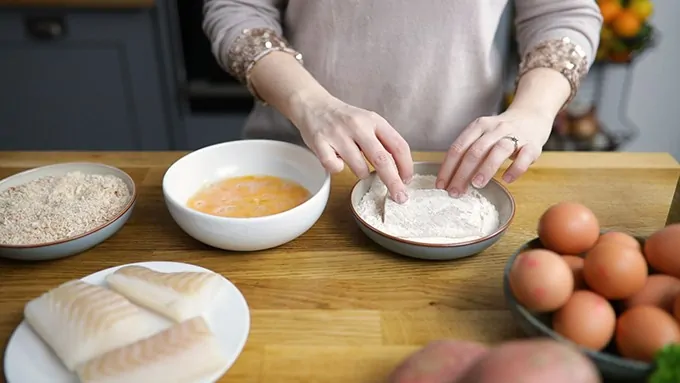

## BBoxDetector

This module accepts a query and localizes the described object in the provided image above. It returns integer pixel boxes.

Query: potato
[457,340,601,383]
[386,339,489,383]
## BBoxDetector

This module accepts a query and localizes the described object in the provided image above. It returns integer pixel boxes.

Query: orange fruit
[599,0,622,24]
[629,0,654,21]
[612,11,642,38]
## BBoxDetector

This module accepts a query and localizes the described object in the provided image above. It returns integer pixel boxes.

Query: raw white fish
[76,316,228,383]
[106,266,226,322]
[23,280,164,371]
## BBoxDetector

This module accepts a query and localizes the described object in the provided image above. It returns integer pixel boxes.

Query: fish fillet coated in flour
[106,266,226,322]
[383,189,488,239]
[76,316,229,383]
[23,280,164,371]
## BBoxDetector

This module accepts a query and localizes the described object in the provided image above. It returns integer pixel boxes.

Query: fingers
[503,145,538,183]
[354,131,408,203]
[436,117,488,191]
[311,137,345,174]
[332,135,371,179]
[311,129,371,178]
[446,121,512,196]
[467,131,518,189]
[373,113,414,183]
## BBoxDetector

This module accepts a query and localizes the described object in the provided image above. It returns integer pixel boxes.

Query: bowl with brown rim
[349,161,515,261]
[0,162,137,261]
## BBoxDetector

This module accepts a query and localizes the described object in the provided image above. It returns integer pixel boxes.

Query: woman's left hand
[436,106,554,196]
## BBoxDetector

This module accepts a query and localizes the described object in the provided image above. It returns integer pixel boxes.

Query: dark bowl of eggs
[503,202,680,382]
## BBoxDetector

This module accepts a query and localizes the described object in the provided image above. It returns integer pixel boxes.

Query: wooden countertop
[0,0,153,9]
[0,151,678,382]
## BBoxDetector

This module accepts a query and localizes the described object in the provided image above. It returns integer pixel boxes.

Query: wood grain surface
[0,0,153,8]
[0,151,678,382]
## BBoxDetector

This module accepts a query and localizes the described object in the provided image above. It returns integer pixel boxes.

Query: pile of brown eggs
[509,201,680,363]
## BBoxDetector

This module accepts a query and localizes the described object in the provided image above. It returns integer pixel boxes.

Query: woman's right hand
[290,93,414,203]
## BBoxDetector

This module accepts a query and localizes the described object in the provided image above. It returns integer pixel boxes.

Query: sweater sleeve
[513,0,603,103]
[514,0,603,67]
[203,0,299,82]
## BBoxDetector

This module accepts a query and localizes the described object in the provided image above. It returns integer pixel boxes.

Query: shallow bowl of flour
[350,162,515,261]
[0,162,137,261]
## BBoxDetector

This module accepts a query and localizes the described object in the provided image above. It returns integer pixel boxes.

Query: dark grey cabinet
[184,114,248,150]
[0,9,172,150]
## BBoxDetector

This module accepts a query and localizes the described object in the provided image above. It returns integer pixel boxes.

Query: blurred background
[0,0,677,160]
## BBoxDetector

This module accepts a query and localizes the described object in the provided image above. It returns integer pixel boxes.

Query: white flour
[356,175,500,244]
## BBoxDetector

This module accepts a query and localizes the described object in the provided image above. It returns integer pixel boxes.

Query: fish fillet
[106,266,226,322]
[76,316,229,383]
[23,280,164,371]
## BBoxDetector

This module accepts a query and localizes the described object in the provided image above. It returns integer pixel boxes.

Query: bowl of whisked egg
[350,162,516,261]
[162,140,331,252]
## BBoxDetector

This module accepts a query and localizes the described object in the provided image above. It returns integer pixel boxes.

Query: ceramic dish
[163,139,331,252]
[503,236,653,382]
[349,161,515,261]
[0,162,137,261]
[4,261,251,383]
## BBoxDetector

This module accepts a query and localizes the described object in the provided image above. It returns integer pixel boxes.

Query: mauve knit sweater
[203,0,603,150]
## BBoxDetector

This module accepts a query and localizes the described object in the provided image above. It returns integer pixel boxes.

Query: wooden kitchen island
[0,151,678,382]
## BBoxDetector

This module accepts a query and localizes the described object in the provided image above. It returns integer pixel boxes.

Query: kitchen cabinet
[0,8,172,150]
[183,114,248,150]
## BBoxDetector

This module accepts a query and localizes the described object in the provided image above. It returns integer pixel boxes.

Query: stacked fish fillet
[23,265,230,383]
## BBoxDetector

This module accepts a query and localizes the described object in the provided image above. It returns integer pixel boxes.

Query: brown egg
[562,255,587,290]
[538,202,599,254]
[583,242,648,300]
[597,231,641,250]
[615,305,680,362]
[509,249,574,312]
[644,224,680,278]
[552,290,616,351]
[673,294,680,322]
[623,274,680,312]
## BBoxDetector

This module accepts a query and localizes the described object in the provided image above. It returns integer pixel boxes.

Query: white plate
[4,261,250,383]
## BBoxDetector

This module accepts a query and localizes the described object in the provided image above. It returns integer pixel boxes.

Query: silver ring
[501,135,519,153]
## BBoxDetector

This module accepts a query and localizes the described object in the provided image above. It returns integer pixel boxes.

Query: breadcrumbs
[0,171,131,246]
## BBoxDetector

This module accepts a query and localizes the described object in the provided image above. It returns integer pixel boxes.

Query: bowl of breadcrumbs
[0,162,136,261]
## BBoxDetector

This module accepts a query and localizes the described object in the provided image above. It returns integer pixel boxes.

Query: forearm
[508,68,570,119]
[202,1,328,126]
[249,51,331,126]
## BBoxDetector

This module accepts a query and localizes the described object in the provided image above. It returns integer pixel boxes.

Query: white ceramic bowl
[350,162,515,261]
[162,140,331,251]
[0,163,137,261]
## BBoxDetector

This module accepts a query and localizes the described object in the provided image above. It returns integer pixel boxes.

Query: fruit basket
[596,0,657,64]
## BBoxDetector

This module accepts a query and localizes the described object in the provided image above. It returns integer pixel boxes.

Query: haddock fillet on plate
[106,265,227,322]
[23,280,164,371]
[76,316,229,383]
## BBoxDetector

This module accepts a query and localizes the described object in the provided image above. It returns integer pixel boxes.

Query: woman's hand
[292,94,414,203]
[246,51,413,202]
[436,106,554,196]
